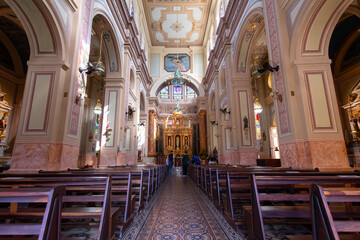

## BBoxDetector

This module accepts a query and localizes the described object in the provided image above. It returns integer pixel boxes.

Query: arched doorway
[0,1,30,169]
[329,3,360,167]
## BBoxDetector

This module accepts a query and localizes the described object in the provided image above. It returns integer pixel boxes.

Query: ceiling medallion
[170,21,184,32]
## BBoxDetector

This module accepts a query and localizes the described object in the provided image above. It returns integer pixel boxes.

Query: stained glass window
[173,85,182,99]
[94,115,101,141]
[186,86,196,98]
[160,86,169,99]
[255,113,261,140]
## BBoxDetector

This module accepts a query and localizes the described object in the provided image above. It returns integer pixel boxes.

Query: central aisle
[122,169,244,240]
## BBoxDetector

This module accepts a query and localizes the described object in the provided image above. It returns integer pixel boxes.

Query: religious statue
[174,103,181,112]
[175,135,180,149]
[0,114,7,138]
[184,136,188,146]
[168,136,172,146]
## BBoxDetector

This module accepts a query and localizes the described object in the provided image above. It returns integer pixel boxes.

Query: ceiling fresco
[143,0,211,47]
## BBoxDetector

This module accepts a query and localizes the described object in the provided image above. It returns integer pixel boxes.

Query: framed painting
[164,54,190,72]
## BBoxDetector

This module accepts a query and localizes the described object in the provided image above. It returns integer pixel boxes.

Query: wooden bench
[245,174,360,240]
[256,158,281,167]
[0,186,63,239]
[311,184,360,240]
[0,174,133,238]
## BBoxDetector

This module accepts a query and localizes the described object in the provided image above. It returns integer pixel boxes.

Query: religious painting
[184,136,188,146]
[164,54,190,72]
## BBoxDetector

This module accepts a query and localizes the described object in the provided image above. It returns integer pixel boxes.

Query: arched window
[173,85,182,99]
[186,86,196,98]
[160,86,169,99]
[157,84,198,100]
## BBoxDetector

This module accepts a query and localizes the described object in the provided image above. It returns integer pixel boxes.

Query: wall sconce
[138,122,145,126]
[220,107,231,114]
[126,106,136,116]
[252,61,279,78]
[243,116,249,130]
[270,90,283,102]
[93,99,102,115]
[258,62,279,74]
[271,146,280,152]
[210,121,218,125]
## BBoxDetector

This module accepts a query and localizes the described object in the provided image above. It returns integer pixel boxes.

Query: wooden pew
[0,186,63,240]
[0,174,132,238]
[245,174,360,240]
[311,184,360,240]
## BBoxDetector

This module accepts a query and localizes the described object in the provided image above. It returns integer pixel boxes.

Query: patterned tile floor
[122,168,244,240]
[61,168,312,239]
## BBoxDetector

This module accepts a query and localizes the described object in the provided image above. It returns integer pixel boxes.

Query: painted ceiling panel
[143,0,211,47]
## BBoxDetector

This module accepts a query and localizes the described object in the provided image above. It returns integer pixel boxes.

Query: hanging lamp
[93,25,105,76]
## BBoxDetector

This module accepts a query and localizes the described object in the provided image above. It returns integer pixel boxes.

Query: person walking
[182,151,189,176]
[167,151,174,176]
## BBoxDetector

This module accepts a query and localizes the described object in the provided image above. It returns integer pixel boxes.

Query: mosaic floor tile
[122,175,245,240]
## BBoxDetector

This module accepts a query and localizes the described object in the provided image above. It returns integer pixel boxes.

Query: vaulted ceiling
[142,0,212,48]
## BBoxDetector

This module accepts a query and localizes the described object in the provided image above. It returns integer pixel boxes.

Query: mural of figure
[168,136,172,146]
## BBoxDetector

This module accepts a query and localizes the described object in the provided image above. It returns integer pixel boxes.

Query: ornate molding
[202,0,249,87]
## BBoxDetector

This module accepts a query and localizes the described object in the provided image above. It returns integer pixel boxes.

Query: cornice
[203,0,249,87]
[108,0,152,89]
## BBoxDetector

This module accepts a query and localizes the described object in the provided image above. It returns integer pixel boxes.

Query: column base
[280,140,350,169]
[10,143,79,171]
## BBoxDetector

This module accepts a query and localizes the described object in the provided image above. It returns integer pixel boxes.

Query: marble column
[199,110,207,154]
[147,110,156,157]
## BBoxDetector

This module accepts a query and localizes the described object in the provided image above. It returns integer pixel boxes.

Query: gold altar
[164,110,192,158]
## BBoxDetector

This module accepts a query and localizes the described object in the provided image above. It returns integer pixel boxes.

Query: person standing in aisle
[167,151,174,176]
[182,151,189,176]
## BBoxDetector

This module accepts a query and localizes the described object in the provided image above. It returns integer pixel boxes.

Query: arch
[332,8,360,75]
[155,81,200,97]
[5,0,65,60]
[91,6,122,76]
[290,0,352,60]
[233,9,265,74]
[150,72,205,97]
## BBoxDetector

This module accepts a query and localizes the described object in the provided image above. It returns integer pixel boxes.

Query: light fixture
[254,98,263,114]
[77,25,106,105]
[271,146,280,152]
[220,107,231,114]
[79,25,105,77]
[93,99,102,115]
[210,121,218,125]
[126,106,136,116]
[252,61,279,78]
[258,62,279,74]
[270,90,282,102]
